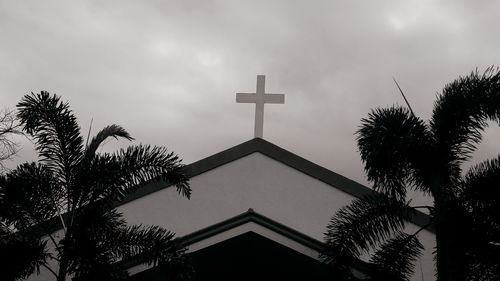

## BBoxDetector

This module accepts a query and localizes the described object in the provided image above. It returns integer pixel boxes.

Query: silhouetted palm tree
[0,91,192,280]
[324,68,500,281]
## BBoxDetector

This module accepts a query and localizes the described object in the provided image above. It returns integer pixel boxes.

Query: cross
[236,75,285,138]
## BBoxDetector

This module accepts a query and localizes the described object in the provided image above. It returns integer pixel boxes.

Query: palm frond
[0,229,49,281]
[73,153,119,207]
[111,225,193,281]
[464,262,500,281]
[111,225,180,265]
[64,207,127,277]
[17,91,84,187]
[456,156,500,278]
[369,233,424,281]
[72,125,133,210]
[72,263,128,281]
[323,194,415,264]
[431,67,500,176]
[357,106,432,199]
[461,155,500,218]
[83,124,133,163]
[93,145,191,204]
[0,162,60,230]
[65,206,188,280]
[459,156,500,252]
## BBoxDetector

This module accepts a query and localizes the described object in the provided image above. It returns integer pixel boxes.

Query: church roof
[120,138,431,230]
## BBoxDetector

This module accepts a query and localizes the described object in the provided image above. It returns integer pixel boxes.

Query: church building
[118,137,435,281]
[28,76,435,281]
[119,76,435,280]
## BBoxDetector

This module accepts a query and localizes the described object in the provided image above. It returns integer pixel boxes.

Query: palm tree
[323,68,500,281]
[0,91,192,281]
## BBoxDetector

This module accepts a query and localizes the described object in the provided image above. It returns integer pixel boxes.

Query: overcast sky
[2,0,500,201]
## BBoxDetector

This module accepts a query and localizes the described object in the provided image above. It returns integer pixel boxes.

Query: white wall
[119,152,355,239]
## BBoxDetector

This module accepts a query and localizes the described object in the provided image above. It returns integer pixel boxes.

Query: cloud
[1,0,500,188]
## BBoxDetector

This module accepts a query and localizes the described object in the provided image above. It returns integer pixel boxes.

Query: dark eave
[178,208,323,252]
[123,208,371,273]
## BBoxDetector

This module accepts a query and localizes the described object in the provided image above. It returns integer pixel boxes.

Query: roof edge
[121,137,371,205]
[122,208,371,273]
[120,138,433,231]
[179,208,324,252]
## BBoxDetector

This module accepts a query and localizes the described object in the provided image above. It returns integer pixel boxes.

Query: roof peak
[120,138,432,232]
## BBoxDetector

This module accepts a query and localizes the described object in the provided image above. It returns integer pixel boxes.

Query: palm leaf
[64,206,128,279]
[0,162,60,230]
[431,67,500,177]
[111,225,193,281]
[83,124,133,163]
[0,228,49,281]
[111,225,180,265]
[357,106,432,199]
[324,194,415,263]
[94,145,191,204]
[65,205,187,280]
[457,156,500,279]
[464,262,500,281]
[72,125,134,210]
[368,233,424,281]
[73,153,120,207]
[461,155,500,219]
[72,263,128,281]
[17,91,84,191]
[459,155,500,246]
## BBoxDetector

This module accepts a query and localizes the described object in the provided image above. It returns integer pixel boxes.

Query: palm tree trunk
[57,252,69,281]
[434,199,465,281]
[435,212,453,281]
[432,175,454,281]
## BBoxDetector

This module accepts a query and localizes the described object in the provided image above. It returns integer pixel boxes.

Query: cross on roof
[236,75,285,138]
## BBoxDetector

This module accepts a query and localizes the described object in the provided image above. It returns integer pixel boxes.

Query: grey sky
[1,0,500,199]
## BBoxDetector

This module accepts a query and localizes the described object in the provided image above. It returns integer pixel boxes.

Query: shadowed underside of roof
[127,209,370,281]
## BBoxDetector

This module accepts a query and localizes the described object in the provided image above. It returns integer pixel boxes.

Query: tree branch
[411,205,432,210]
[41,262,59,279]
[410,223,434,239]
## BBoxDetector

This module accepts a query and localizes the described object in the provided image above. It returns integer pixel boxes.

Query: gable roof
[179,207,324,252]
[125,208,370,276]
[121,138,432,230]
